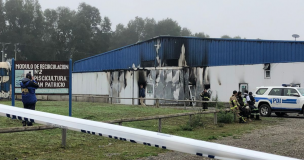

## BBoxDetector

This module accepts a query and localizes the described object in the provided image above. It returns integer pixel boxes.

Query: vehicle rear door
[282,88,301,112]
[268,88,283,111]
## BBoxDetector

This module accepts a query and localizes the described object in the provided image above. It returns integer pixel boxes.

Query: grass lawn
[0,100,284,160]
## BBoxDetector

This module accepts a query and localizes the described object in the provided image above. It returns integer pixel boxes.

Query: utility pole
[1,42,11,62]
[14,43,19,61]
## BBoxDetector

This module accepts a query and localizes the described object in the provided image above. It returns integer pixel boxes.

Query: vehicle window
[283,89,298,96]
[268,88,282,96]
[298,88,304,96]
[256,88,268,95]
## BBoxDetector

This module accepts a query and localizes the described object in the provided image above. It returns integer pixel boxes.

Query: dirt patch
[139,116,303,160]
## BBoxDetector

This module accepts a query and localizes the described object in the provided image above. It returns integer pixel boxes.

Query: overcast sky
[39,0,304,41]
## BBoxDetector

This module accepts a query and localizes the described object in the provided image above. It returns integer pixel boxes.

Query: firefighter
[20,72,39,126]
[237,91,251,122]
[249,92,261,120]
[244,90,260,120]
[200,89,210,111]
[229,90,246,123]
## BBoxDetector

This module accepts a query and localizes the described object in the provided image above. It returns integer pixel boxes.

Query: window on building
[256,88,268,95]
[166,59,178,66]
[264,63,271,79]
[265,70,271,79]
[268,88,283,96]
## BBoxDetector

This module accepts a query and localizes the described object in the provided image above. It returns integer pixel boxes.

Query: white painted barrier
[0,104,299,160]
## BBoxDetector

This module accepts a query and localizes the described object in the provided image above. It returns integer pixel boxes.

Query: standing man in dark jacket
[139,84,146,106]
[20,72,39,126]
[200,89,210,111]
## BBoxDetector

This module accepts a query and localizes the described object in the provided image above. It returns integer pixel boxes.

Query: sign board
[15,61,69,95]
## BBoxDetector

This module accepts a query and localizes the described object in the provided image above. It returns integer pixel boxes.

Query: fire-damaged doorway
[138,70,153,105]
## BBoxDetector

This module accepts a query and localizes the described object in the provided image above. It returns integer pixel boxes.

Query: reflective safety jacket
[200,92,210,101]
[229,95,239,110]
[20,78,39,104]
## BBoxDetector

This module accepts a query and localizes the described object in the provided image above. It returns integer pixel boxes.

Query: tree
[181,27,192,36]
[4,0,45,60]
[109,17,146,50]
[233,36,241,39]
[194,32,210,38]
[155,18,181,36]
[221,35,232,39]
[0,0,6,39]
[141,18,156,41]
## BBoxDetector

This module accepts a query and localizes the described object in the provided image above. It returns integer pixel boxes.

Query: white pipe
[0,104,299,160]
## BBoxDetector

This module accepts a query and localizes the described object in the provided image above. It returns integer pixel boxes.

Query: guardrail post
[214,112,217,125]
[158,118,162,133]
[110,97,113,104]
[156,99,159,108]
[132,98,134,105]
[62,129,67,148]
[184,101,186,110]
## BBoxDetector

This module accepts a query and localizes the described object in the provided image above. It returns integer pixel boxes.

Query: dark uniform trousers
[22,103,36,126]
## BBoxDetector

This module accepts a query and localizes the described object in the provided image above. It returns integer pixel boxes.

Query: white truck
[254,85,304,117]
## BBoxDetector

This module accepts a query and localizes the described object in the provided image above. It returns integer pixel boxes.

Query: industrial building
[72,36,304,104]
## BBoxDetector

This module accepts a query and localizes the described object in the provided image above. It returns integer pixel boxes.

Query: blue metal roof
[73,36,304,72]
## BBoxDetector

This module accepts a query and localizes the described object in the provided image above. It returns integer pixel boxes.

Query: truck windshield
[297,88,304,96]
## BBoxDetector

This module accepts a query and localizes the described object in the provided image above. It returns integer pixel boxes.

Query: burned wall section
[155,70,165,103]
[104,67,207,106]
[111,71,120,103]
[183,68,190,103]
[164,70,174,101]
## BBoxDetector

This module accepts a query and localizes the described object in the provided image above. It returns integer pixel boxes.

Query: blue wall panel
[73,36,304,72]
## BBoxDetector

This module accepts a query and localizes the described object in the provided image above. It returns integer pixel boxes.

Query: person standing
[20,72,39,126]
[139,84,146,106]
[200,89,210,111]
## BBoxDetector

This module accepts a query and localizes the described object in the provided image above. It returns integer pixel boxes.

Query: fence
[104,108,231,132]
[0,104,298,160]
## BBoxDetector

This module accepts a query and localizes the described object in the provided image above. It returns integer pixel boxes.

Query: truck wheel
[275,112,285,117]
[260,104,271,117]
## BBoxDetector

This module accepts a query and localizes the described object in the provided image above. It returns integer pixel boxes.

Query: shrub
[180,115,204,131]
[217,112,234,124]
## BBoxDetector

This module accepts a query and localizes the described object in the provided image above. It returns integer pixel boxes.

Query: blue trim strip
[196,153,203,156]
[208,155,215,158]
[282,99,297,104]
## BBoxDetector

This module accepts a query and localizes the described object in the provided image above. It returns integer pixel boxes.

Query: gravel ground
[139,115,304,160]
